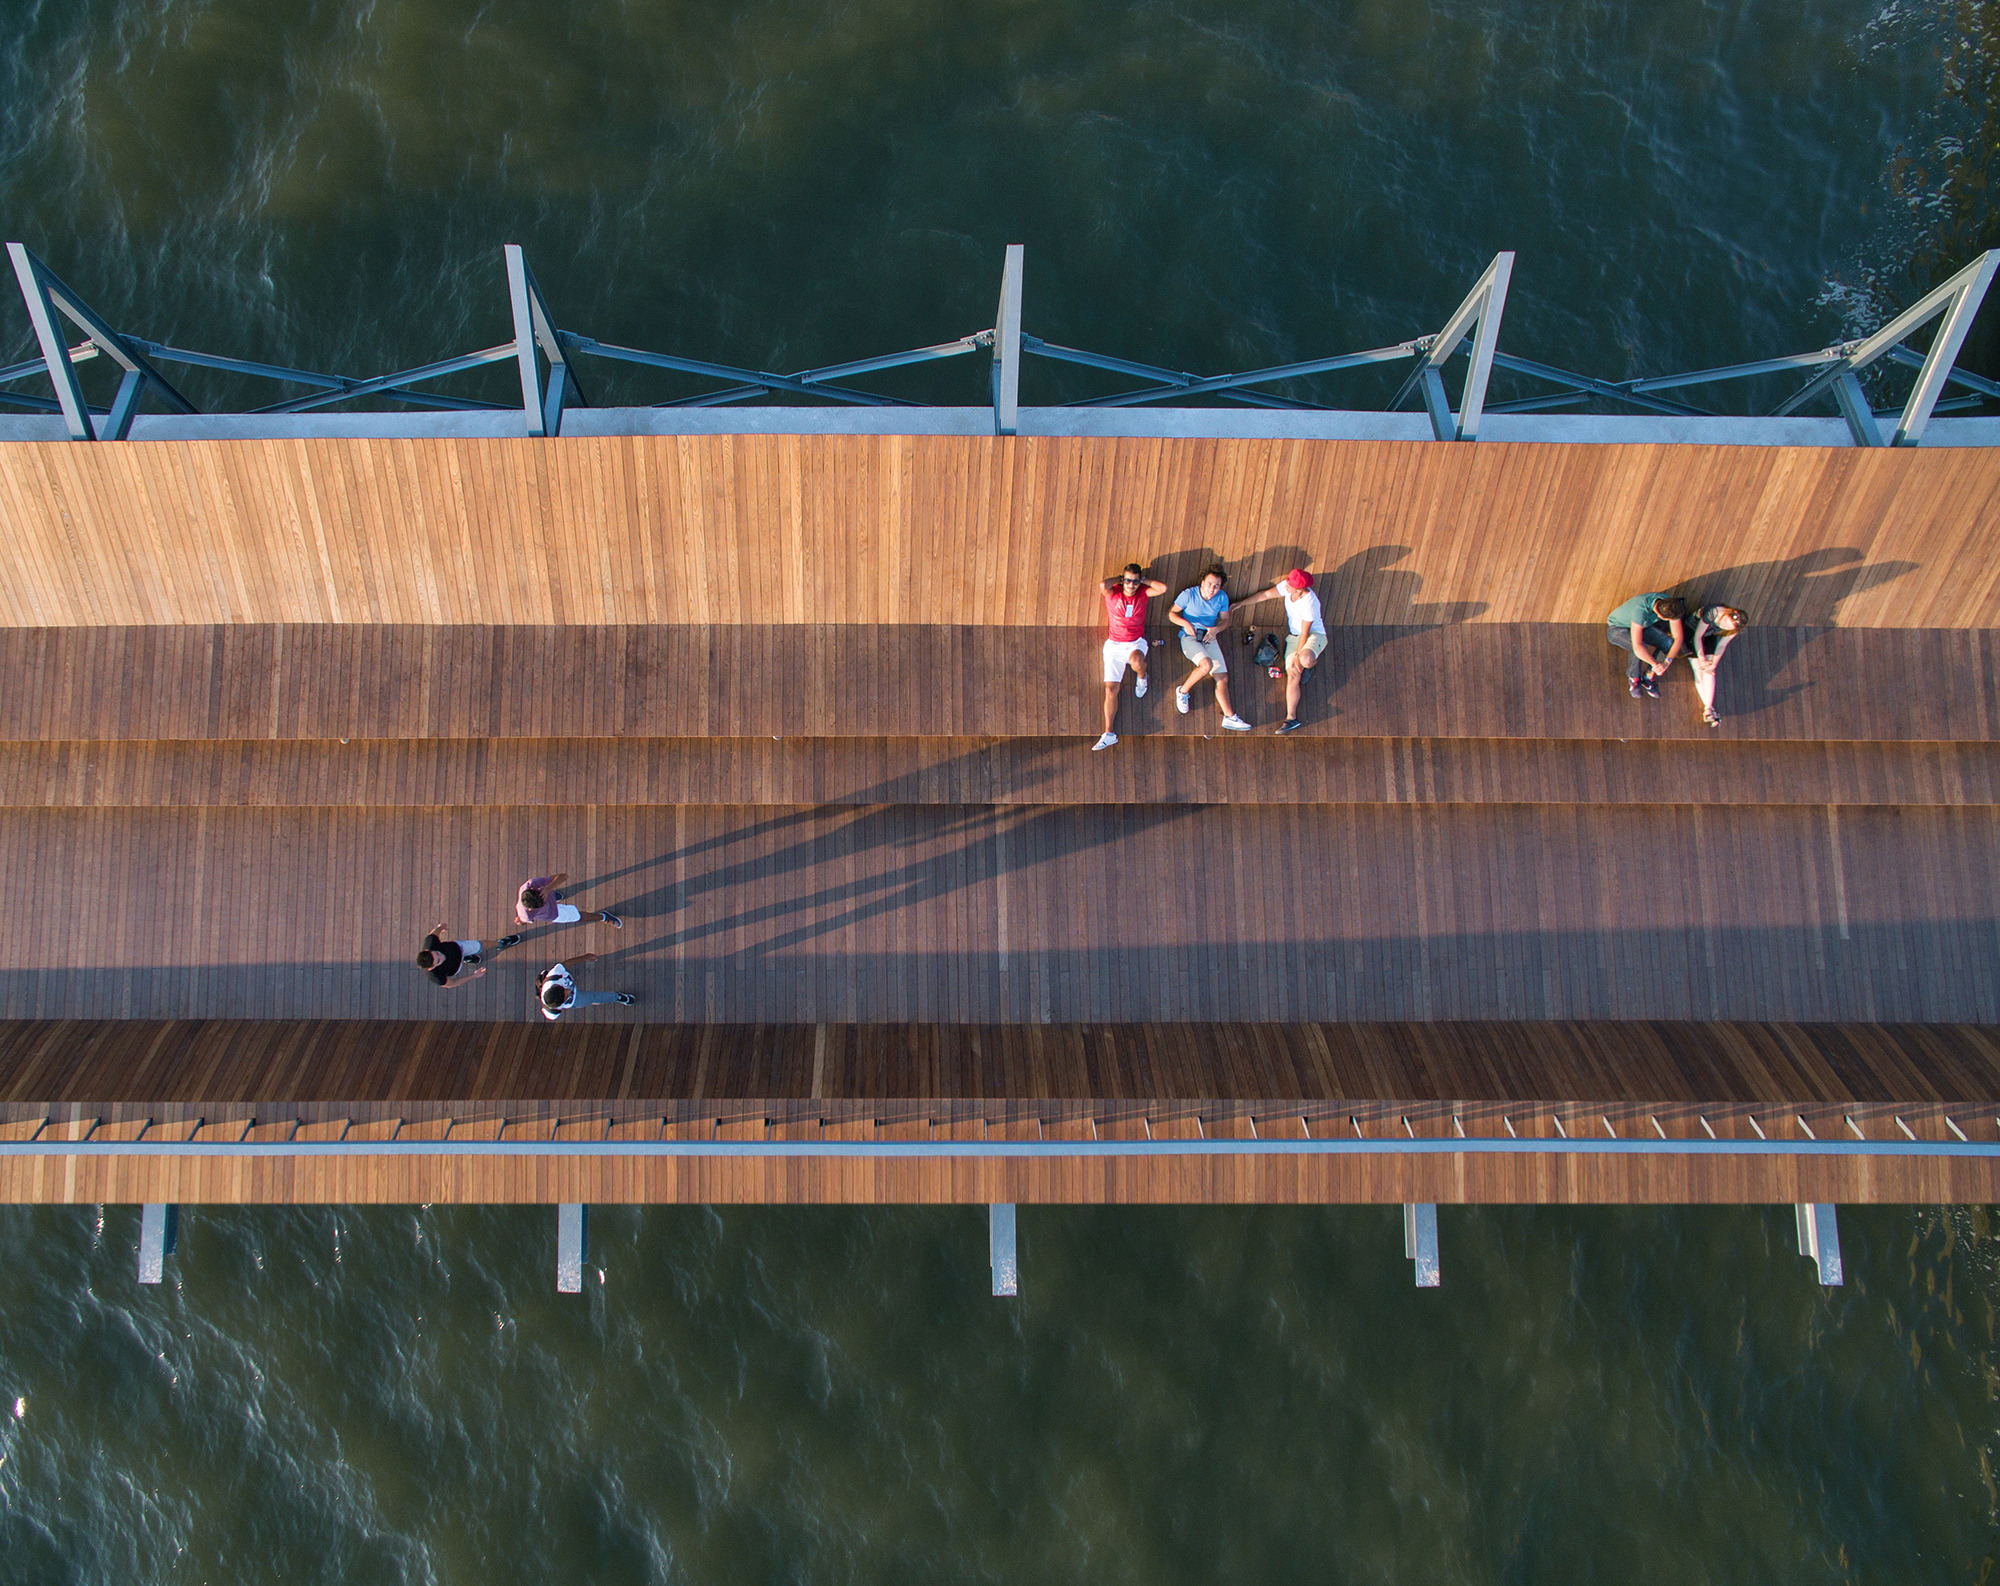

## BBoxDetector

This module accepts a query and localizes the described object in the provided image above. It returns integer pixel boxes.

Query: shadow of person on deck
[536,739,1076,929]
[1318,543,1488,694]
[1647,548,1919,720]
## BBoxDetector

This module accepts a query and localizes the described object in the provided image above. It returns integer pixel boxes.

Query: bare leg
[1214,672,1236,717]
[1286,651,1318,720]
[1102,681,1121,736]
[1693,659,1718,717]
[1181,658,1214,696]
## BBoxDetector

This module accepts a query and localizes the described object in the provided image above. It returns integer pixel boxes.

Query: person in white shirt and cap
[1240,568,1328,734]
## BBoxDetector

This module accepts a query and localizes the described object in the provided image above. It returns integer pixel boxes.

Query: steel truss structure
[5,241,1996,443]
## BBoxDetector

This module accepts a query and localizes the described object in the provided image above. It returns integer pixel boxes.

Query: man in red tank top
[1095,562,1167,750]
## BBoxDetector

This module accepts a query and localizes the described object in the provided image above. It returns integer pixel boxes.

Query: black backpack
[1250,630,1282,669]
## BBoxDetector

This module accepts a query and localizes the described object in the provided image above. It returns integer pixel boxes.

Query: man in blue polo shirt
[1169,565,1253,731]
[1607,592,1687,699]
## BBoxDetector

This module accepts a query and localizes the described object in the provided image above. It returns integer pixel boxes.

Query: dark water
[0,0,1949,410]
[4,3,1997,1580]
[0,1204,1997,1583]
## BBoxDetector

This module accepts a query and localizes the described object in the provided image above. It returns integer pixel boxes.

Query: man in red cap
[1241,569,1328,733]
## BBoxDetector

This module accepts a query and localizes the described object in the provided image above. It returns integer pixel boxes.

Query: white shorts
[553,903,582,924]
[1102,637,1149,683]
[1179,633,1227,674]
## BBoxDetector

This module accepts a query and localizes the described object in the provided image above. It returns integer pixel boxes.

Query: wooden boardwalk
[3,802,1997,1025]
[7,623,1999,742]
[11,736,2000,810]
[3,433,1998,1204]
[2,436,1996,628]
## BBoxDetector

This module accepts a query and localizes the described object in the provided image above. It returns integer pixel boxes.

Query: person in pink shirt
[1094,562,1167,751]
[516,872,622,932]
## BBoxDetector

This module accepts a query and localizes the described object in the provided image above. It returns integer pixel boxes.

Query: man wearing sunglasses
[1095,562,1167,751]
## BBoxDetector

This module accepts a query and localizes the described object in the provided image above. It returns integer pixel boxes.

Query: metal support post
[7,243,197,439]
[1391,252,1515,440]
[1402,1203,1440,1287]
[989,1203,1018,1296]
[557,1203,588,1293]
[992,244,1023,436]
[1794,1203,1843,1286]
[138,1203,178,1285]
[1775,249,1999,446]
[504,244,587,437]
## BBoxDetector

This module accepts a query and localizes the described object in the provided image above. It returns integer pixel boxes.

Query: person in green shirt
[1606,592,1687,700]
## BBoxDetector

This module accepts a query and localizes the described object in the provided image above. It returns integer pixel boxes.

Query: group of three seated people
[1094,562,1328,750]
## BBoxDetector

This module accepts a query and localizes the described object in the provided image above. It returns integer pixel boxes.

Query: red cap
[1284,568,1313,591]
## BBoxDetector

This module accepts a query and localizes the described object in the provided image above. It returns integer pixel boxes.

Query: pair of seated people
[1607,593,1749,727]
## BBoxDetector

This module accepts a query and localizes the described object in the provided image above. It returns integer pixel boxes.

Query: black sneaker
[1640,675,1661,699]
[615,993,636,1005]
[1628,678,1645,699]
[496,934,522,950]
[601,911,623,929]
[1277,718,1304,735]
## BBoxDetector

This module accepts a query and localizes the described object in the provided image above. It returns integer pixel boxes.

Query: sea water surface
[1,1,1996,1580]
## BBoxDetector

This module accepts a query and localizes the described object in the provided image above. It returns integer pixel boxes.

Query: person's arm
[1143,579,1168,598]
[441,965,486,989]
[1711,629,1737,666]
[1168,596,1196,636]
[570,952,600,967]
[1241,584,1280,607]
[1655,615,1687,671]
[1629,621,1656,668]
[545,873,568,890]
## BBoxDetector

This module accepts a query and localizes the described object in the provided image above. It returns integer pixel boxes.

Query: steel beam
[1775,250,1999,444]
[992,244,1024,436]
[6,243,198,440]
[989,1203,1018,1296]
[557,1203,587,1293]
[1794,1203,1843,1286]
[1390,252,1514,440]
[1402,1202,1440,1287]
[138,1203,178,1285]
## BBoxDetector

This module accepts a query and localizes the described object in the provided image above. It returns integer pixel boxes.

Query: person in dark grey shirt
[416,923,521,989]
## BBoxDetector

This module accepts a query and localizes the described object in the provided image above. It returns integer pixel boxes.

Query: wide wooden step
[11,624,1999,742]
[5,735,2000,807]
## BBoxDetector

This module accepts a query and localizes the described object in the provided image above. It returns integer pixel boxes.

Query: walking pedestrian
[537,954,636,1020]
[1170,564,1253,731]
[416,922,520,990]
[1607,592,1688,700]
[517,872,622,931]
[1241,569,1329,733]
[1094,562,1167,751]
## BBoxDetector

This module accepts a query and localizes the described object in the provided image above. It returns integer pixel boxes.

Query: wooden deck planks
[7,624,2000,742]
[0,1146,1990,1205]
[2,437,1998,629]
[1,802,1998,1025]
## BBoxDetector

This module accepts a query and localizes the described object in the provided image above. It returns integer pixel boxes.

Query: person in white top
[536,953,636,1020]
[1241,568,1328,733]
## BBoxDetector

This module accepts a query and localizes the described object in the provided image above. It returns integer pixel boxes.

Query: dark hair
[521,887,545,911]
[415,949,437,970]
[1706,605,1749,630]
[541,980,571,1011]
[1123,562,1144,577]
[1202,563,1227,584]
[1652,596,1688,620]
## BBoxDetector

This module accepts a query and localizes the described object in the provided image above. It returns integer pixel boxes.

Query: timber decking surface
[1,435,1995,628]
[4,1018,1996,1106]
[9,624,2000,742]
[4,802,1996,1024]
[2,1150,1993,1205]
[12,735,2000,808]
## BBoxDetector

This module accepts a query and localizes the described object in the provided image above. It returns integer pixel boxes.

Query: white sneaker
[1092,732,1118,751]
[1221,715,1252,731]
[1175,689,1190,715]
[1134,674,1148,699]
